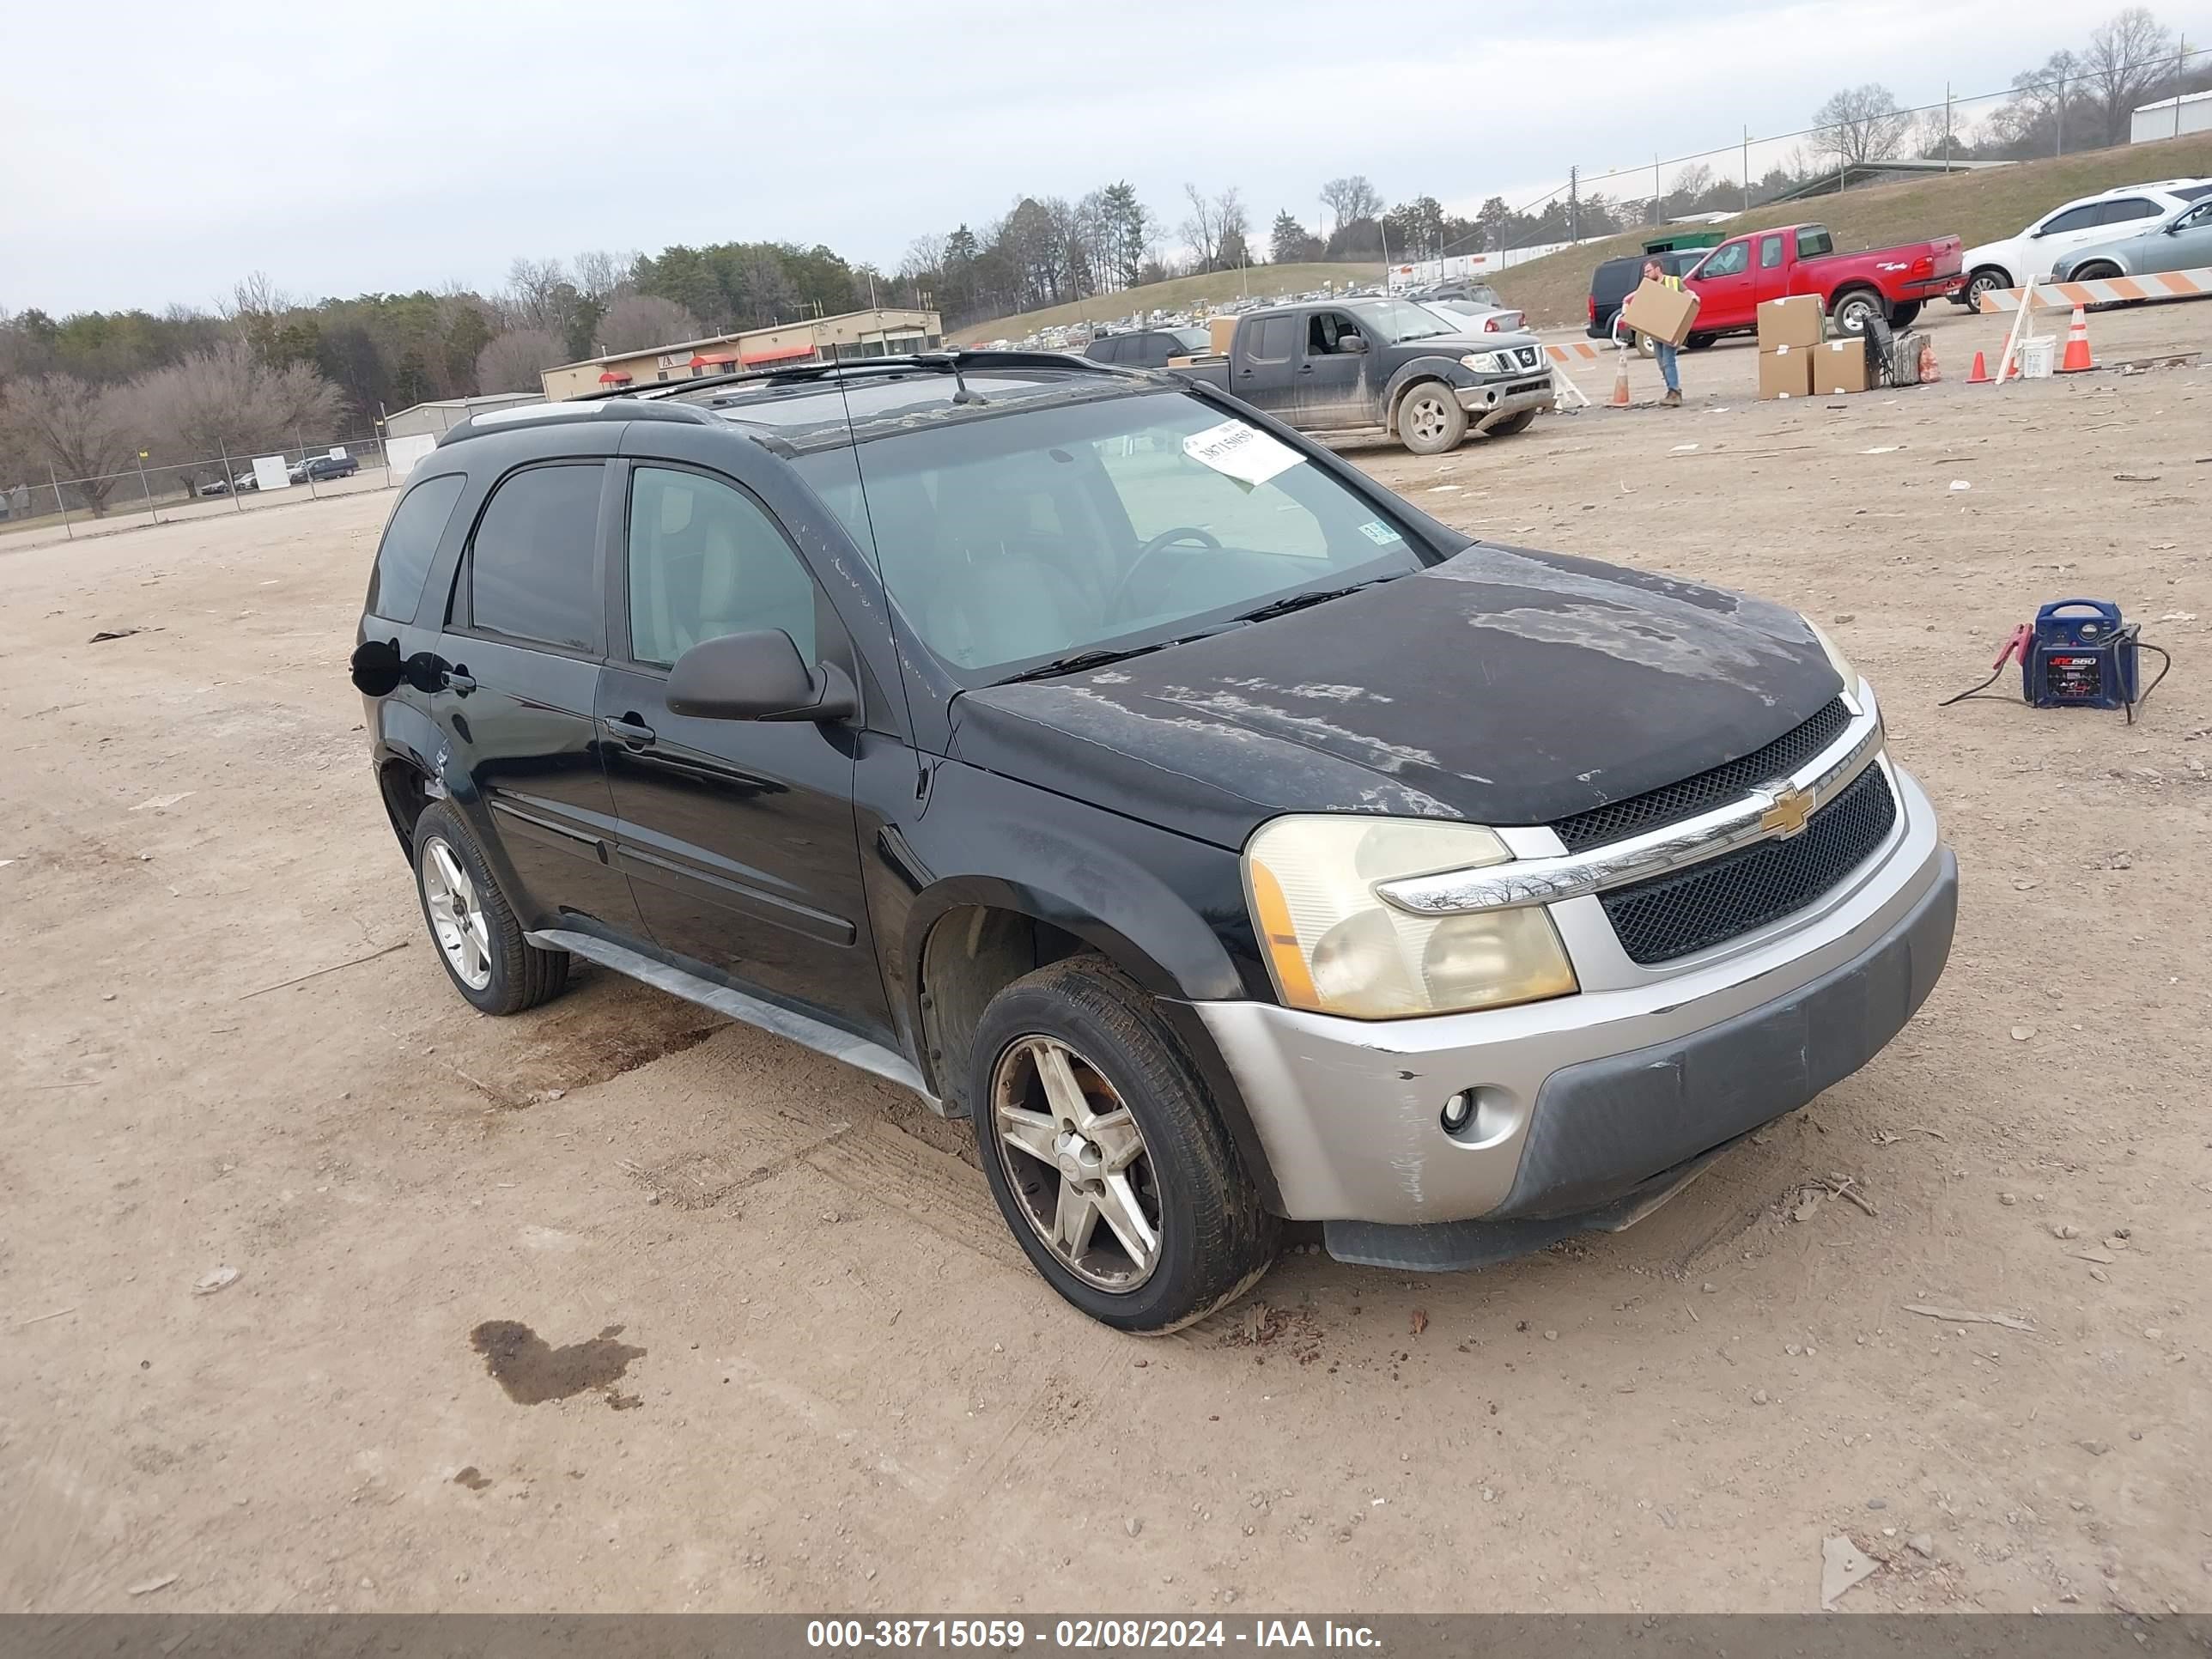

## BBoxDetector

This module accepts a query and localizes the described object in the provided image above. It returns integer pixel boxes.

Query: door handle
[605,714,656,748]
[441,667,475,695]
[1237,368,1254,377]
[1297,364,1315,374]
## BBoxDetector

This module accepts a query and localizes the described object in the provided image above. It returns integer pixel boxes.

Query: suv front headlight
[1243,816,1577,1021]
[1459,351,1504,374]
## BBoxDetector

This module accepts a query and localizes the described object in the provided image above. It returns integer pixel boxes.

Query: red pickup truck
[1675,222,1966,340]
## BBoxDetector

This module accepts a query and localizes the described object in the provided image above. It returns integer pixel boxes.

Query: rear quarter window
[365,472,465,623]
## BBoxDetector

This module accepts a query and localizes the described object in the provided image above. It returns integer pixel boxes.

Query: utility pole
[1568,166,1579,244]
[2180,38,2191,140]
[1742,127,1751,213]
[1652,153,1662,227]
[1944,83,1954,173]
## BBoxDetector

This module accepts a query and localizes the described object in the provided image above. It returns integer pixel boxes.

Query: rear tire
[1486,409,1537,436]
[971,956,1278,1334]
[1397,381,1468,455]
[411,802,568,1016]
[1685,333,1717,350]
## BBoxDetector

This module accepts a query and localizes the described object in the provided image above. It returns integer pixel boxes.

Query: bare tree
[1179,183,1223,272]
[1,374,137,514]
[475,329,568,394]
[594,295,702,355]
[571,249,639,303]
[1214,187,1250,268]
[1319,175,1382,235]
[497,258,577,334]
[2081,7,2176,144]
[1810,83,1915,170]
[133,342,343,472]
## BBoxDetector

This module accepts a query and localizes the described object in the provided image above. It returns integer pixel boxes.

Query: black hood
[948,544,1844,850]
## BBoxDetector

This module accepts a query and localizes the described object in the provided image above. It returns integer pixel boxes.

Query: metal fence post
[47,464,73,541]
[2057,73,2065,156]
[219,439,242,513]
[2180,39,2190,140]
[137,451,159,526]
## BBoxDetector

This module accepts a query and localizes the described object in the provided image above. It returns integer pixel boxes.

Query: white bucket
[2020,337,2057,380]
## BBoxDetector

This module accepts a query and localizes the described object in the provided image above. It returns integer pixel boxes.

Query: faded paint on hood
[948,544,1842,850]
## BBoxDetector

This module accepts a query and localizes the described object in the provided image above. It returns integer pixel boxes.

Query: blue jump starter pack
[1946,599,2167,721]
[2021,600,2140,711]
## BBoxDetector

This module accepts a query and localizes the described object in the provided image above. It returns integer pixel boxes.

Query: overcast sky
[6,0,2206,315]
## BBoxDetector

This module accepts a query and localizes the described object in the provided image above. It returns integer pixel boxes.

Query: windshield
[1346,299,1458,343]
[792,390,1426,684]
[1170,327,1212,352]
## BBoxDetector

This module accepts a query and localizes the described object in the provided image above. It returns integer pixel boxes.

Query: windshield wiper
[1234,574,1404,624]
[995,623,1246,685]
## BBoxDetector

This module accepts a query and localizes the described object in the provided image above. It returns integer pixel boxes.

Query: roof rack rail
[434,397,713,447]
[593,348,1150,406]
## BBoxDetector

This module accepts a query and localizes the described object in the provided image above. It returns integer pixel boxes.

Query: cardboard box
[1812,338,1869,394]
[1759,344,1814,401]
[1620,278,1700,347]
[1207,315,1240,356]
[1757,295,1826,351]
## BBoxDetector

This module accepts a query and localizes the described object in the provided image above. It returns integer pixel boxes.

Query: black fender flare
[1381,354,1476,433]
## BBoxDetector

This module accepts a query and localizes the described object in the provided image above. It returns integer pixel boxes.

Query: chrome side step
[526,927,939,1109]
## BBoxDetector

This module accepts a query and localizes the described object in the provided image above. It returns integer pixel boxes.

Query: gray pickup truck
[1180,297,1553,455]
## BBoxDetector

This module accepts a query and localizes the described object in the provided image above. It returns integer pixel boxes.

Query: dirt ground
[4,300,2208,1617]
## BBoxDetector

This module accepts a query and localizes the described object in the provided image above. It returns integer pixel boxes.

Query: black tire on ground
[1396,380,1468,455]
[410,801,569,1015]
[1486,409,1538,436]
[1685,332,1717,350]
[1830,288,1883,336]
[1887,301,1922,329]
[2071,262,2121,283]
[970,955,1279,1334]
[1962,268,2008,310]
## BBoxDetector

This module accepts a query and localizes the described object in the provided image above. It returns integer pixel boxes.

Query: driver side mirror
[1340,333,1369,354]
[666,629,856,724]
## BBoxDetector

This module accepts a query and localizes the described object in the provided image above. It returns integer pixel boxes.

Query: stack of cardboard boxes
[1758,295,1871,398]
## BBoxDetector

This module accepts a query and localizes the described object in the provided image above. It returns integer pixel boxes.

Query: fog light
[1440,1090,1476,1135]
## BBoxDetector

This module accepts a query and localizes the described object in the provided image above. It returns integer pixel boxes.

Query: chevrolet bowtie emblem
[1759,784,1814,839]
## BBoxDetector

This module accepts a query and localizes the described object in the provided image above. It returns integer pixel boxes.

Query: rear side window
[467,463,605,652]
[1252,315,1297,360]
[2098,198,2157,224]
[1796,227,1833,258]
[1594,258,1638,301]
[366,472,464,623]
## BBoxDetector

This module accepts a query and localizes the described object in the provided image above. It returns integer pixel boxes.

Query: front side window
[367,471,465,622]
[1699,241,1749,278]
[626,466,817,668]
[793,391,1425,681]
[467,464,604,652]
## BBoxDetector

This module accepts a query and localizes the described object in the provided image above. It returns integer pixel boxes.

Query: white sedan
[1954,178,2212,308]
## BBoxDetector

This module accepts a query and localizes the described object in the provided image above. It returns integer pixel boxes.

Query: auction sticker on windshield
[1182,419,1302,488]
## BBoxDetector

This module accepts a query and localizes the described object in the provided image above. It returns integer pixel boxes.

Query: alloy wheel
[1406,393,1451,444]
[989,1035,1162,1291]
[422,836,492,991]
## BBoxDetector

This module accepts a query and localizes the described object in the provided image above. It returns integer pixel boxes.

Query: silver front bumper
[1457,375,1554,428]
[1192,744,1948,1228]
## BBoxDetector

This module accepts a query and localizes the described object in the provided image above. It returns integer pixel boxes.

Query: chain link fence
[0,432,403,551]
[1428,43,2212,269]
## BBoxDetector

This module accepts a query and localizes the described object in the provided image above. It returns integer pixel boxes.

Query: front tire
[972,957,1277,1334]
[411,802,568,1015]
[1397,381,1468,455]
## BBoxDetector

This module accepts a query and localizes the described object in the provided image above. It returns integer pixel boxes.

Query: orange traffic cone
[2058,305,2095,373]
[1610,351,1632,408]
[1967,350,1991,385]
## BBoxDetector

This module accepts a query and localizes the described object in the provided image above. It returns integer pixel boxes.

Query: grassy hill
[951,263,1383,344]
[1484,130,2212,330]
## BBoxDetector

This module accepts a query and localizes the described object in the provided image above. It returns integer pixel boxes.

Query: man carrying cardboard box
[1628,258,1691,407]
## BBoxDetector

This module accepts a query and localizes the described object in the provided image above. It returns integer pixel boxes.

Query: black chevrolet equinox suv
[352,351,1955,1332]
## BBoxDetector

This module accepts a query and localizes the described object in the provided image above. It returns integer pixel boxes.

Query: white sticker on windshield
[1182,419,1302,489]
[1358,520,1403,545]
